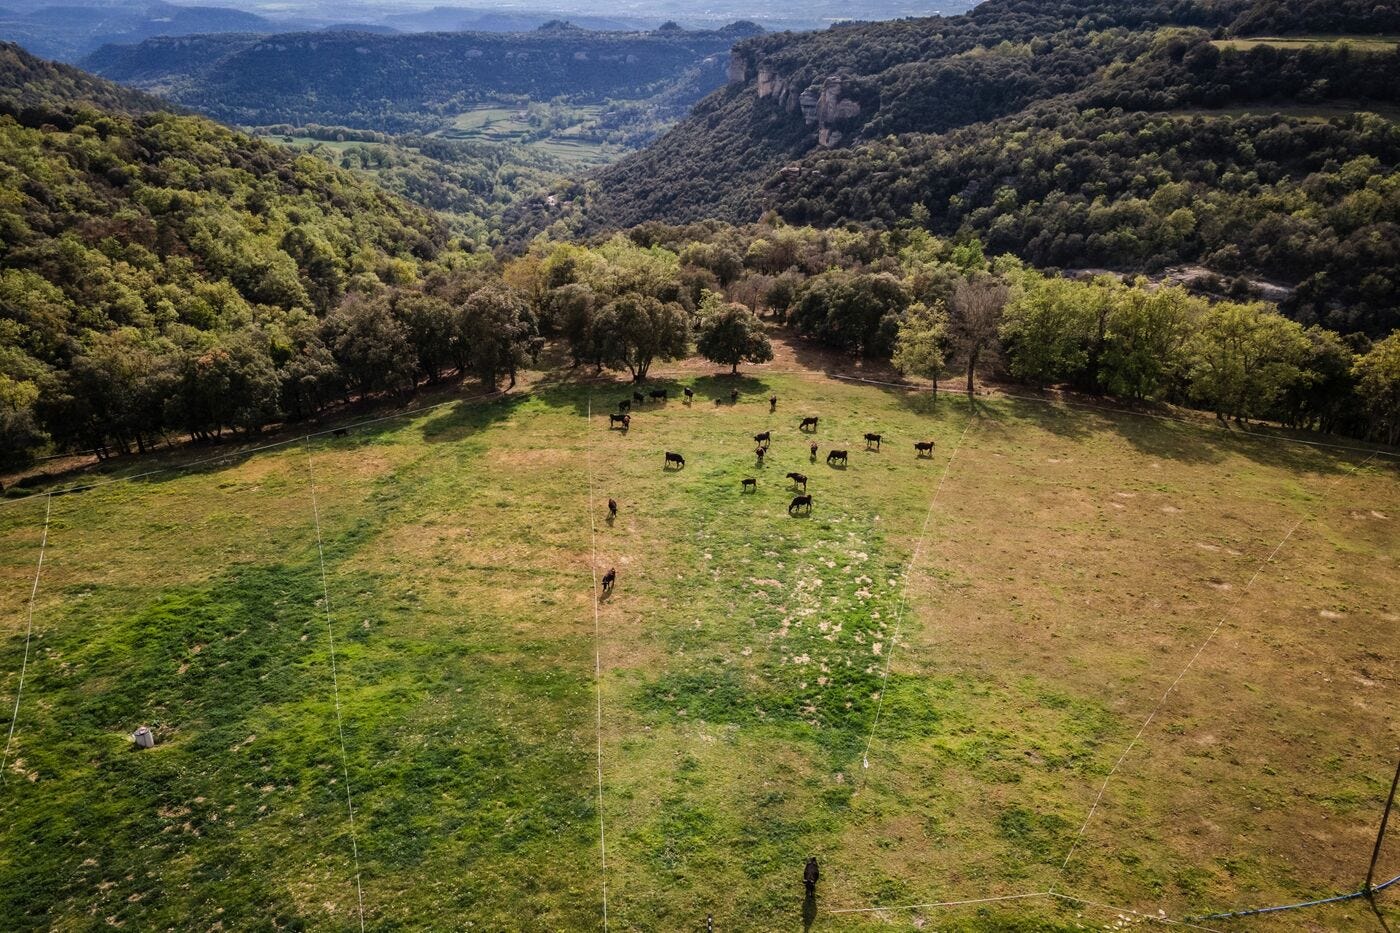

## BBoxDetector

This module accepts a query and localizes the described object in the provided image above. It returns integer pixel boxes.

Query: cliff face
[729,50,862,147]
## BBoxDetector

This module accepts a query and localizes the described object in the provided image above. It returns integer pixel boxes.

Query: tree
[1187,301,1310,421]
[320,295,417,399]
[550,283,603,369]
[280,319,342,420]
[947,276,1008,397]
[1353,332,1400,445]
[0,374,47,470]
[397,291,460,383]
[459,284,536,388]
[1098,285,1198,401]
[595,295,690,382]
[999,273,1104,388]
[695,295,773,374]
[789,271,909,358]
[891,301,949,396]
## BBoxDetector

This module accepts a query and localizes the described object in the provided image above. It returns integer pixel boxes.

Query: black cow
[633,391,645,404]
[608,498,618,518]
[826,450,847,466]
[789,494,813,514]
[864,433,882,450]
[809,442,818,461]
[618,399,631,412]
[915,440,935,457]
[683,387,694,402]
[756,446,766,464]
[650,389,668,401]
[800,417,819,431]
[609,413,630,429]
[786,472,807,490]
[769,396,778,412]
[753,431,771,447]
[665,451,685,469]
[601,567,616,596]
[804,857,820,897]
[332,428,348,438]
[741,477,756,492]
[730,388,739,403]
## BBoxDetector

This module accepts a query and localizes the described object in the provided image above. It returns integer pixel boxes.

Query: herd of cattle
[597,385,937,599]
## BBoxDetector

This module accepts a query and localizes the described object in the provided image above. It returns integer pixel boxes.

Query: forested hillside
[577,0,1400,334]
[83,22,764,133]
[0,46,466,466]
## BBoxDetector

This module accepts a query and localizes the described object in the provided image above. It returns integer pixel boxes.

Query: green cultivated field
[438,105,620,166]
[0,371,1397,931]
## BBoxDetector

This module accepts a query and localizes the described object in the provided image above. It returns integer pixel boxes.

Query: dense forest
[83,22,764,134]
[573,0,1400,335]
[2,2,1400,475]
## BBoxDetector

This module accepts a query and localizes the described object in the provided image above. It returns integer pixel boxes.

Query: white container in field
[132,726,154,749]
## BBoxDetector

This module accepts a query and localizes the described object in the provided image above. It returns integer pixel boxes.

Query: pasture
[0,370,1396,931]
[436,104,620,166]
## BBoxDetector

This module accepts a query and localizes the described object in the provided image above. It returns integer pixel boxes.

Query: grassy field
[0,369,1397,931]
[436,105,620,166]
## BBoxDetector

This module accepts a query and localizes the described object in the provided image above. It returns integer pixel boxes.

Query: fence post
[1367,756,1400,896]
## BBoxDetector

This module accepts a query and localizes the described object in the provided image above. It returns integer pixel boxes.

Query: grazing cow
[804,857,820,897]
[741,477,756,492]
[683,387,694,402]
[730,388,739,403]
[800,416,819,431]
[770,396,778,412]
[633,390,645,404]
[608,498,618,518]
[601,567,616,595]
[753,431,771,448]
[826,449,848,466]
[915,440,935,457]
[650,389,668,401]
[332,428,348,438]
[786,472,807,490]
[789,494,813,514]
[864,433,882,450]
[609,413,630,429]
[756,446,766,464]
[810,442,818,460]
[618,399,631,412]
[665,451,685,469]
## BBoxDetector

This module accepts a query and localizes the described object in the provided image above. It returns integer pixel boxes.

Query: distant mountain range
[0,1,295,61]
[0,0,984,64]
[82,22,765,133]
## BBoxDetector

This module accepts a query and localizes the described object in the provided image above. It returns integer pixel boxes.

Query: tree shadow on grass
[863,380,1391,476]
[417,391,532,445]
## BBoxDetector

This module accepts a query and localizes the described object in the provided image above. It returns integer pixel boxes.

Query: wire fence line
[857,412,976,786]
[0,493,52,789]
[583,396,610,931]
[304,440,367,933]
